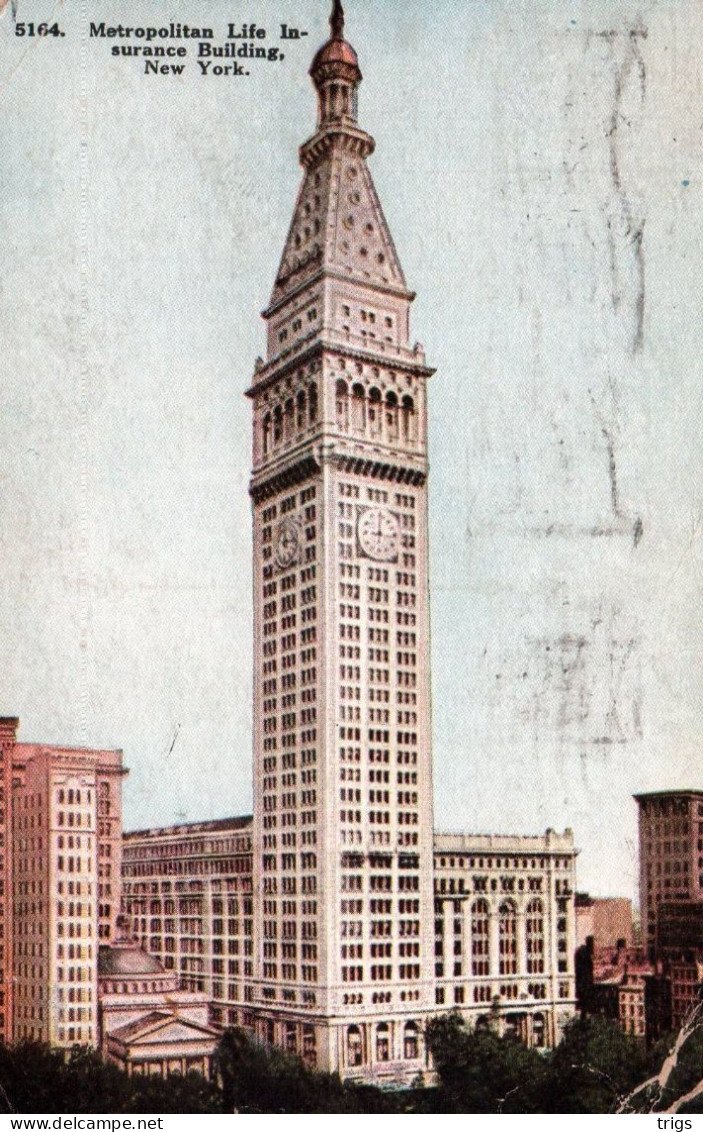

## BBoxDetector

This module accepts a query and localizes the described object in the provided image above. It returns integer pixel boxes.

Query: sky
[1,0,701,901]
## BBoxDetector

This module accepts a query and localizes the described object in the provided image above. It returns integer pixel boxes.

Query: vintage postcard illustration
[1,0,701,1116]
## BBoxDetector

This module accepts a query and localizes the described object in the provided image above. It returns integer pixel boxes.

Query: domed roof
[311,37,359,71]
[98,943,165,977]
[310,0,361,82]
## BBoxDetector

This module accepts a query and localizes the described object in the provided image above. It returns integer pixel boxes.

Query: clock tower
[248,0,436,1078]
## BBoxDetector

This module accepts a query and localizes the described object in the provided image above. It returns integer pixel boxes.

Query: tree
[425,1012,548,1113]
[616,1002,703,1114]
[545,1016,651,1113]
[215,1027,415,1113]
[0,1041,223,1114]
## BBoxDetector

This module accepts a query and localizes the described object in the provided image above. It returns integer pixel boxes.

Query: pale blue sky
[1,0,701,900]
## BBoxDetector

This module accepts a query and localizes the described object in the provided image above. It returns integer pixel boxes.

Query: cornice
[247,336,434,399]
[299,124,375,170]
[249,454,322,503]
[249,447,427,502]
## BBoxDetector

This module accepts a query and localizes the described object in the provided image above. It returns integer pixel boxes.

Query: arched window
[262,412,272,456]
[471,898,490,976]
[385,391,399,441]
[499,900,518,975]
[284,398,294,439]
[308,383,318,422]
[368,386,382,437]
[351,383,366,432]
[403,1021,419,1060]
[336,379,349,431]
[401,395,416,442]
[347,1024,363,1067]
[376,1022,390,1063]
[296,389,307,429]
[526,898,545,974]
[533,1012,546,1049]
[273,406,283,446]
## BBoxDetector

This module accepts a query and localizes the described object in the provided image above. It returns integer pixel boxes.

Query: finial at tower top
[309,0,362,127]
[330,0,345,40]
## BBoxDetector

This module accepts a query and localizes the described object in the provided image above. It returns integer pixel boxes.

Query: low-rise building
[428,830,576,1047]
[121,818,255,1032]
[99,932,219,1077]
[575,894,633,950]
[668,957,703,1031]
[122,821,578,1058]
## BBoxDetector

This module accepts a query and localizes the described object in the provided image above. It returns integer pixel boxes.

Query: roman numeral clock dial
[357,506,400,561]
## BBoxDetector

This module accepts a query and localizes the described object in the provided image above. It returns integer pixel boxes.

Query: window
[336,379,349,430]
[471,898,490,976]
[526,898,544,974]
[376,1022,390,1063]
[347,1024,363,1067]
[499,900,518,976]
[403,1022,419,1060]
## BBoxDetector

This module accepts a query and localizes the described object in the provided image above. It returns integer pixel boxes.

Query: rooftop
[124,814,253,840]
[434,829,576,854]
[634,790,703,801]
[98,944,166,977]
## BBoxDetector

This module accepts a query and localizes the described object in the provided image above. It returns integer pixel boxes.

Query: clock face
[358,507,400,561]
[274,519,300,569]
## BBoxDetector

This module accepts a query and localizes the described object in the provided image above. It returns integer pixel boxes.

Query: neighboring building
[99,932,218,1077]
[1,717,219,1078]
[575,893,633,950]
[635,790,703,1030]
[575,938,654,1038]
[121,818,254,1031]
[246,0,436,1079]
[657,901,703,958]
[576,790,703,1041]
[433,831,577,1047]
[643,970,672,1042]
[634,790,703,959]
[122,820,578,1066]
[11,729,126,1048]
[0,717,19,1043]
[599,947,653,1038]
[668,957,703,1031]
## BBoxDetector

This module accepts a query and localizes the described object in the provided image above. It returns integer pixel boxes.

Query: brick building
[635,790,703,959]
[0,717,125,1047]
[575,894,634,950]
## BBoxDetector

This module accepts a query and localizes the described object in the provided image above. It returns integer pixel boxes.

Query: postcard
[1,0,701,1116]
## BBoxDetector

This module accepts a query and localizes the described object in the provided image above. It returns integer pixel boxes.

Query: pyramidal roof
[267,2,409,312]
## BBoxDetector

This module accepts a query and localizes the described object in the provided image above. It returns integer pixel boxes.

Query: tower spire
[310,0,362,127]
[330,0,345,40]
